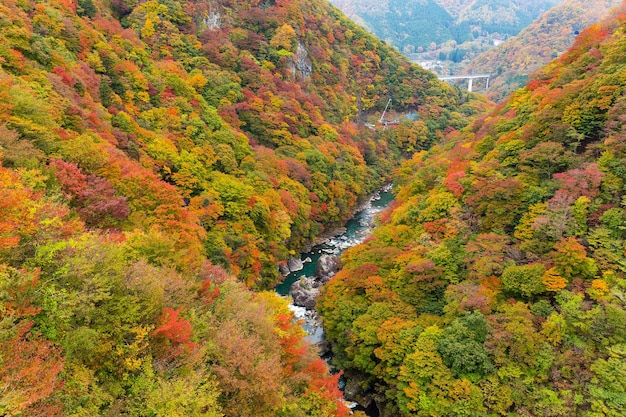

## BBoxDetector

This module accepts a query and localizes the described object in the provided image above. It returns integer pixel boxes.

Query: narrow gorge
[275,186,394,414]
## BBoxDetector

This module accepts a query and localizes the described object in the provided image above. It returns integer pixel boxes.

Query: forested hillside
[464,0,621,100]
[0,0,483,290]
[0,0,487,415]
[438,0,561,30]
[319,4,626,416]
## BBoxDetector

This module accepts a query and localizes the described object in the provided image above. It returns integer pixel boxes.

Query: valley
[0,0,625,416]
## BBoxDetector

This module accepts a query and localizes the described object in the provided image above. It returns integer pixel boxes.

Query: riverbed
[275,185,394,415]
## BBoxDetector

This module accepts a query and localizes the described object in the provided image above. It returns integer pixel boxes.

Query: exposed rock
[278,263,290,276]
[316,339,331,356]
[287,256,340,310]
[290,277,320,309]
[290,42,312,80]
[343,378,360,401]
[303,256,312,263]
[311,226,347,247]
[288,257,304,272]
[343,372,373,408]
[315,254,340,282]
[203,7,221,30]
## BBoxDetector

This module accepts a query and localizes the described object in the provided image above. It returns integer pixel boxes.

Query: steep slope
[0,0,488,415]
[464,0,621,100]
[319,3,626,416]
[0,0,484,289]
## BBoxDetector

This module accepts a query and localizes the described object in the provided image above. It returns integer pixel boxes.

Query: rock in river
[287,257,304,272]
[315,254,340,282]
[316,339,331,356]
[278,263,290,276]
[290,276,320,309]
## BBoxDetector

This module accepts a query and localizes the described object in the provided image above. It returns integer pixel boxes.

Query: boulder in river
[315,254,340,282]
[290,276,320,309]
[278,263,290,276]
[288,257,304,272]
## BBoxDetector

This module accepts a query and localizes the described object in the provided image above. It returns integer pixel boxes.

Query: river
[275,185,394,297]
[274,185,394,415]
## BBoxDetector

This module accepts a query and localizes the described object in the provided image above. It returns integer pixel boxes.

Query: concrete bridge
[438,74,491,92]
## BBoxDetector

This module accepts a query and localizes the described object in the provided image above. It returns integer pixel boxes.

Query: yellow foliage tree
[541,267,568,292]
[270,24,297,52]
[141,18,157,39]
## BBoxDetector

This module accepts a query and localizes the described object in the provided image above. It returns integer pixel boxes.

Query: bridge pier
[468,78,473,92]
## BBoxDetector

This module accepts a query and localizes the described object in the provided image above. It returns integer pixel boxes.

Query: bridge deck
[438,74,491,92]
[438,74,491,80]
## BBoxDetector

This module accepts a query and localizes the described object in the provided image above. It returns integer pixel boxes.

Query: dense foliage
[0,0,488,414]
[319,4,626,416]
[0,0,482,289]
[464,0,621,100]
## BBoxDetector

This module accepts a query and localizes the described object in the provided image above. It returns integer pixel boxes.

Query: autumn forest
[0,0,625,416]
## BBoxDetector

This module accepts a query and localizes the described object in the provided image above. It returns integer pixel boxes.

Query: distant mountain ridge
[330,0,463,52]
[329,0,562,54]
[439,0,561,23]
